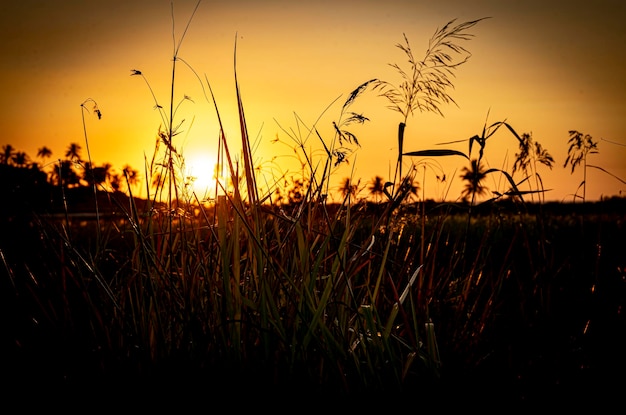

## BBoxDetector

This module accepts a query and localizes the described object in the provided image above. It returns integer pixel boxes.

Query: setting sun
[2,1,624,202]
[183,152,219,200]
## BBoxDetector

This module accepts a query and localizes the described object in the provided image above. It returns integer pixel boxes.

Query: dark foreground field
[1,195,625,410]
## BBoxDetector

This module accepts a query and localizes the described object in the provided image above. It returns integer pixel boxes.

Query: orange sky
[1,0,625,203]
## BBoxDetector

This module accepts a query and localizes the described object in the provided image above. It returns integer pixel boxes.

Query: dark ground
[1,189,625,410]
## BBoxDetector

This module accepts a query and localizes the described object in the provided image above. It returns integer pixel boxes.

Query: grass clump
[2,3,625,406]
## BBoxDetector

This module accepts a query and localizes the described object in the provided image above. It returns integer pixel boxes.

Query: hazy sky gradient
[1,0,624,202]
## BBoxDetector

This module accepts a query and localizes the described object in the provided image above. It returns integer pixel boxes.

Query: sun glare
[184,152,218,199]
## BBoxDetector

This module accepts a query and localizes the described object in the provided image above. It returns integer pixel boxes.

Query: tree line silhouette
[1,127,621,218]
[1,143,140,192]
[0,142,140,217]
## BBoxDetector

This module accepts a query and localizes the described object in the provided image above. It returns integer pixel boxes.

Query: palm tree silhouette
[1,144,15,165]
[109,174,122,193]
[339,177,359,201]
[83,162,112,187]
[12,151,29,167]
[37,146,53,162]
[53,160,81,188]
[367,175,386,203]
[460,159,488,204]
[34,146,53,182]
[65,142,82,161]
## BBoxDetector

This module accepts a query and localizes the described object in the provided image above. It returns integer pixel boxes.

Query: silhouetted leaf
[484,168,525,203]
[502,122,523,144]
[498,189,552,197]
[436,138,466,145]
[468,134,480,157]
[404,149,468,159]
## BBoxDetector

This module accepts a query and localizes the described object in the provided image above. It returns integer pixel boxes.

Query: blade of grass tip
[485,120,507,140]
[588,165,626,185]
[382,270,419,348]
[172,0,203,58]
[485,168,526,205]
[399,265,423,305]
[233,34,259,208]
[402,351,418,380]
[0,249,16,290]
[502,121,523,144]
[383,303,400,340]
[381,266,423,339]
[425,318,441,370]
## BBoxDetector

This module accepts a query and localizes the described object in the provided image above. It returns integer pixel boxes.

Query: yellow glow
[183,152,219,201]
[1,1,625,202]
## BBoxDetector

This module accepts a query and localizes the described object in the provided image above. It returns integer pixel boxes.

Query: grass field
[1,10,625,409]
[2,189,625,408]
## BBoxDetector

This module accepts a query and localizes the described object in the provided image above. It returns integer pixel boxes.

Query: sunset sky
[1,0,625,202]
